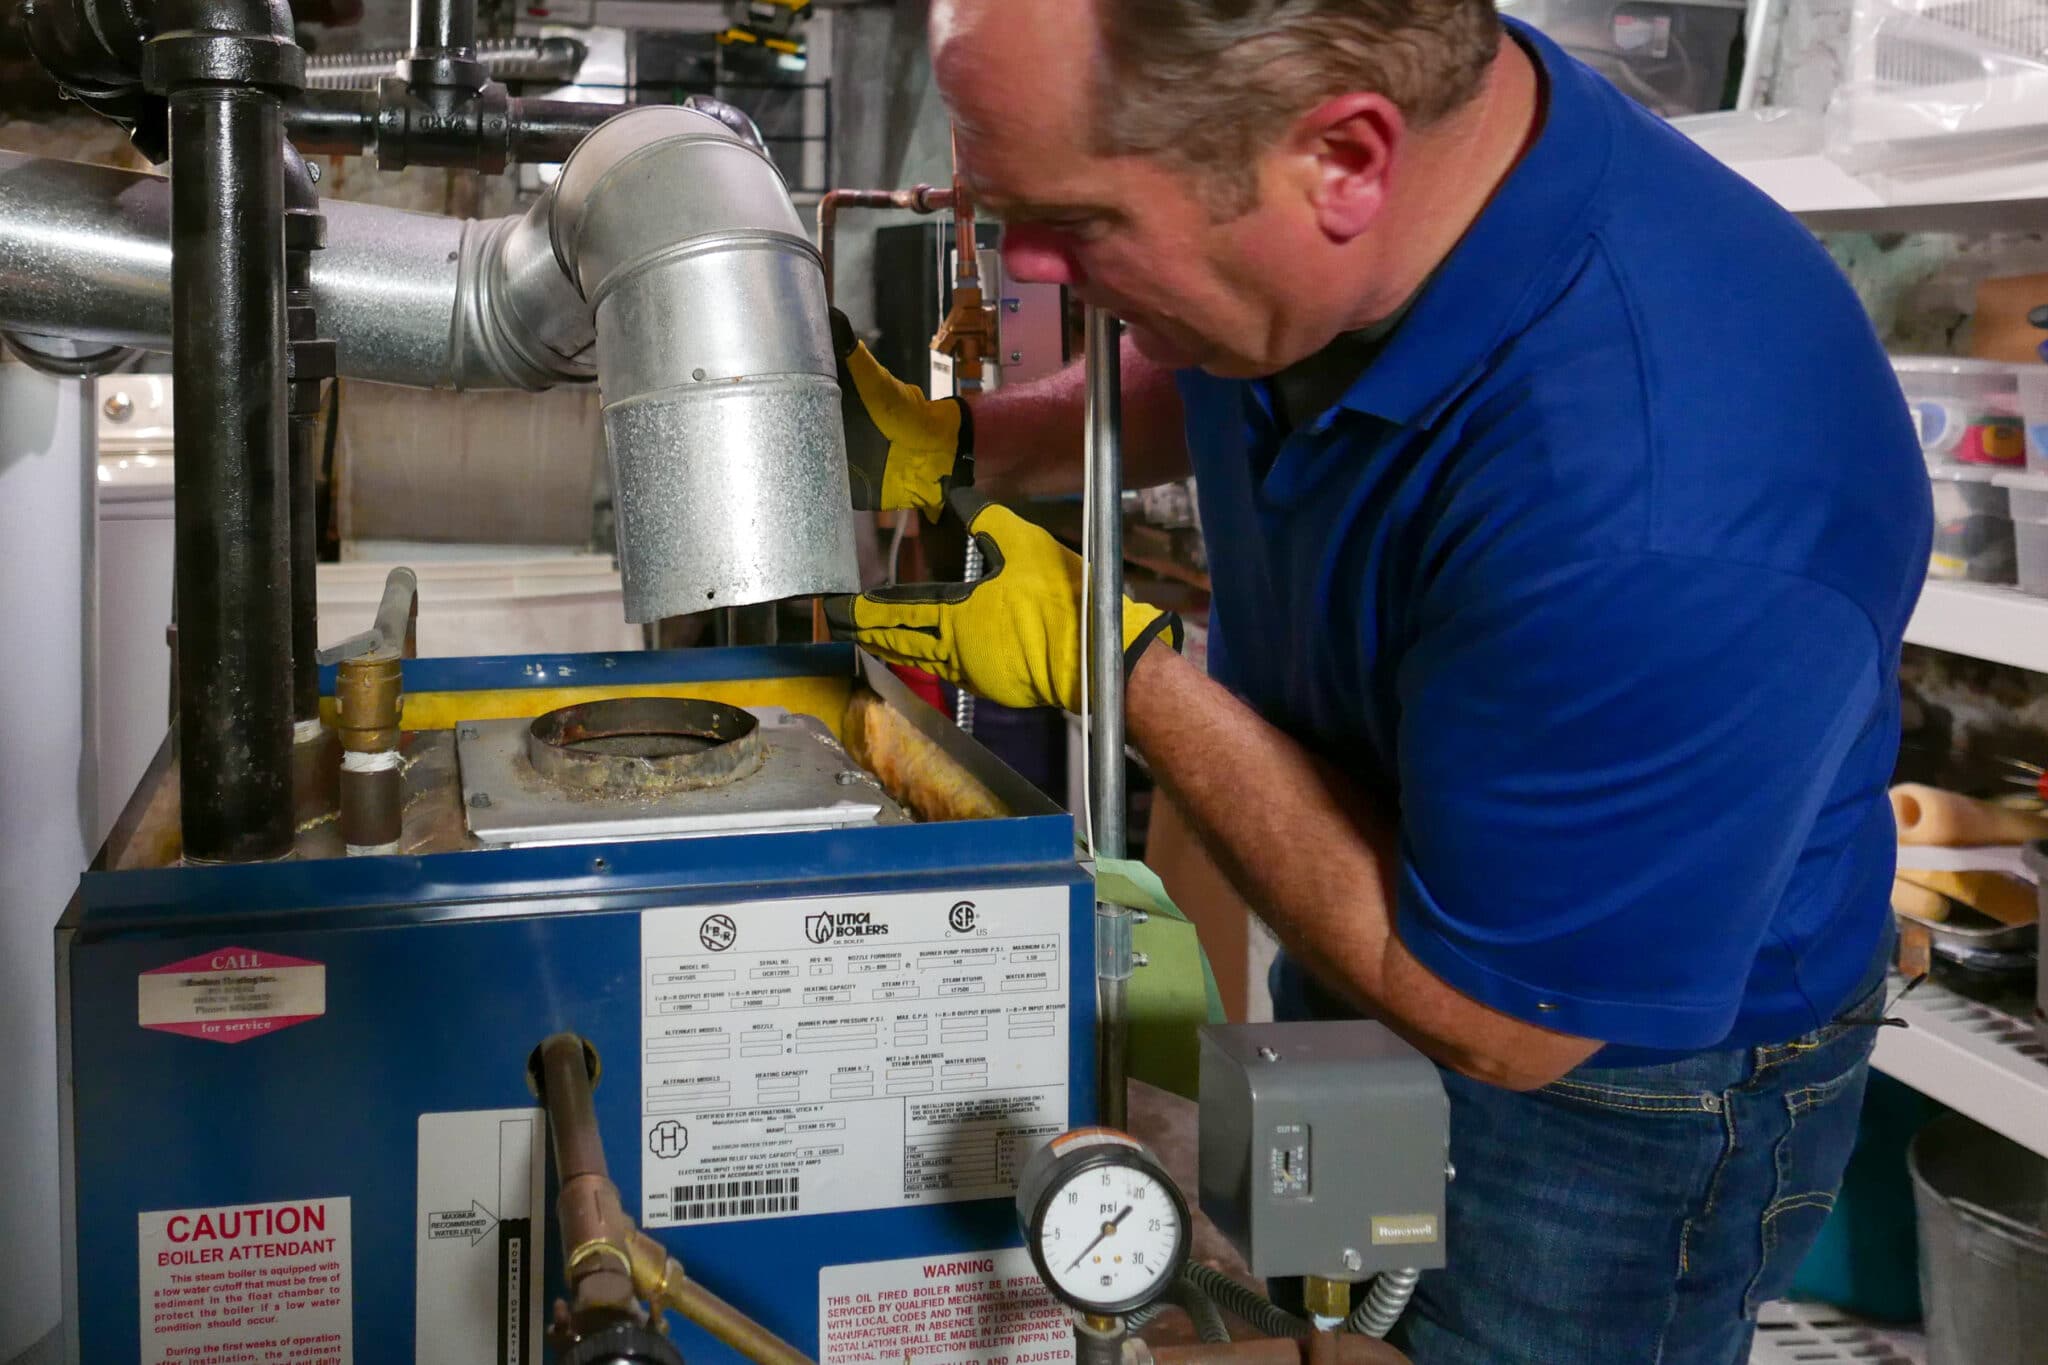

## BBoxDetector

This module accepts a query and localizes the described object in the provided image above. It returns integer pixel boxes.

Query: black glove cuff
[947,395,975,486]
[1123,612,1184,680]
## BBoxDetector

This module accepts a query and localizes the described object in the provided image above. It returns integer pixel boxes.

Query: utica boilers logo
[805,909,888,944]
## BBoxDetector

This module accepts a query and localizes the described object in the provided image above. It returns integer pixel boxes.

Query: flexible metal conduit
[303,34,587,87]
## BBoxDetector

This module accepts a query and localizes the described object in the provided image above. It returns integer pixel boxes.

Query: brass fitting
[335,653,403,752]
[1303,1276,1352,1324]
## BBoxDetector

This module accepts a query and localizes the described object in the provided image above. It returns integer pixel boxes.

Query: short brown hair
[1093,0,1502,215]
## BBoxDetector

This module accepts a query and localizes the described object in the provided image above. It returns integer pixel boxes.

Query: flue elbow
[551,105,859,622]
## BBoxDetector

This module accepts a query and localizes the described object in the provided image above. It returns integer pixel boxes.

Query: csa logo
[948,901,977,933]
[699,914,738,952]
[805,911,835,945]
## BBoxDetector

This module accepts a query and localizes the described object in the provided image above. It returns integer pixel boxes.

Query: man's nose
[1000,227,1083,288]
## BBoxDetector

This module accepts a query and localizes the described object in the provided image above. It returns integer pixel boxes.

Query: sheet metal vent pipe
[552,106,860,622]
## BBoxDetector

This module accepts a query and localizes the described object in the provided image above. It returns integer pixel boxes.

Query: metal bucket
[1909,1112,2048,1363]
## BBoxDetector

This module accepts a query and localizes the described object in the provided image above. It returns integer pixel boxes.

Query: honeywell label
[138,1196,351,1365]
[639,886,1070,1227]
[818,1247,1073,1365]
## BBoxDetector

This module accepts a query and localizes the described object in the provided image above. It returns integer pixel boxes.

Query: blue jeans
[1272,966,1886,1364]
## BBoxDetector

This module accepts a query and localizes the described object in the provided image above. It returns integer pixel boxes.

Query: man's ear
[1290,92,1402,242]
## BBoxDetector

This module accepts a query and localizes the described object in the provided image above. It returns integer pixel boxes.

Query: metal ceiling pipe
[552,104,858,621]
[0,108,856,617]
[0,150,592,390]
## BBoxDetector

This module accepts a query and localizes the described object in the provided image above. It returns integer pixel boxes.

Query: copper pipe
[816,184,951,302]
[1140,1337,1410,1365]
[665,1278,813,1365]
[535,1035,638,1322]
[533,1034,818,1363]
[811,182,952,643]
[938,128,990,393]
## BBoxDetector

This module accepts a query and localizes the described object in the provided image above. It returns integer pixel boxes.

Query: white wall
[0,361,93,1360]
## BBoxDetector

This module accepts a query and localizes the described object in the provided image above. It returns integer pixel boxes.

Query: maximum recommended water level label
[639,886,1071,1228]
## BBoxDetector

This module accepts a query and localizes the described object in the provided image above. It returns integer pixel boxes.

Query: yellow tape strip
[320,675,855,740]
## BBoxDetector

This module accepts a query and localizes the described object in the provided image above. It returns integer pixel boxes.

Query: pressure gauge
[1015,1128,1192,1316]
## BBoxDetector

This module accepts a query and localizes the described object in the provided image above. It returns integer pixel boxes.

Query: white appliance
[93,374,176,844]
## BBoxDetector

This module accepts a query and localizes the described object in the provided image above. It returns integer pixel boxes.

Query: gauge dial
[1016,1128,1192,1315]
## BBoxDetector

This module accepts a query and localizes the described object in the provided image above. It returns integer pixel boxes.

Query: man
[828,1,1931,1359]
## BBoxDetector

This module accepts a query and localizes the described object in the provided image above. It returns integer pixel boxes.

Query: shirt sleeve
[1391,551,1883,1051]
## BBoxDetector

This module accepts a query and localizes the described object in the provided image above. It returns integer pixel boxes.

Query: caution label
[138,1195,352,1365]
[817,1247,1072,1365]
[138,947,326,1044]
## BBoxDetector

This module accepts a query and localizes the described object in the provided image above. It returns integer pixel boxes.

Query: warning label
[138,1196,351,1365]
[138,947,326,1044]
[639,887,1071,1228]
[818,1247,1073,1365]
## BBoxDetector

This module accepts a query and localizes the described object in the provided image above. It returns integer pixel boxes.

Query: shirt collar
[1332,17,1616,428]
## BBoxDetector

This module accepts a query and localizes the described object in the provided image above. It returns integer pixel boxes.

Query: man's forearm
[969,337,1192,498]
[1125,648,1601,1089]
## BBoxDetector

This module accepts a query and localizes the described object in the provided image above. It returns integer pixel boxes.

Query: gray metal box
[1199,1020,1449,1280]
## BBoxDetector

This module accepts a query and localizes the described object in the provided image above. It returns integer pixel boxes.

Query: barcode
[670,1177,801,1222]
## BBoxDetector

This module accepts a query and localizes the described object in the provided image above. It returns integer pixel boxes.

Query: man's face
[932,0,1344,377]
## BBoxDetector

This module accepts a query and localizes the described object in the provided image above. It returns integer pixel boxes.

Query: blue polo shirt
[1183,19,1930,1062]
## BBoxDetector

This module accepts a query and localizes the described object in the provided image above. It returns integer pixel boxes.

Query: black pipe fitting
[406,0,487,97]
[149,0,306,862]
[283,83,617,169]
[20,0,165,157]
[283,144,334,729]
[557,1322,686,1365]
[372,73,513,173]
[141,0,304,95]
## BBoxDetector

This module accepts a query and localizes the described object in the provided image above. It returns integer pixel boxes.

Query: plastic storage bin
[1895,358,2027,467]
[2019,368,2048,471]
[1929,468,2014,583]
[1496,0,1744,116]
[1996,471,2048,596]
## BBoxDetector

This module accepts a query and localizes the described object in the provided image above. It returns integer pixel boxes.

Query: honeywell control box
[1198,1020,1449,1280]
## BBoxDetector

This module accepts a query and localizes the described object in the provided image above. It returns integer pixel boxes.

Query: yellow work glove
[832,308,971,518]
[827,490,1183,714]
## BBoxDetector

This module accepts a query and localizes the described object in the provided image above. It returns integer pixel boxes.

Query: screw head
[468,791,492,809]
[307,161,323,184]
[1257,1046,1280,1062]
[1341,1248,1363,1272]
[103,391,133,422]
